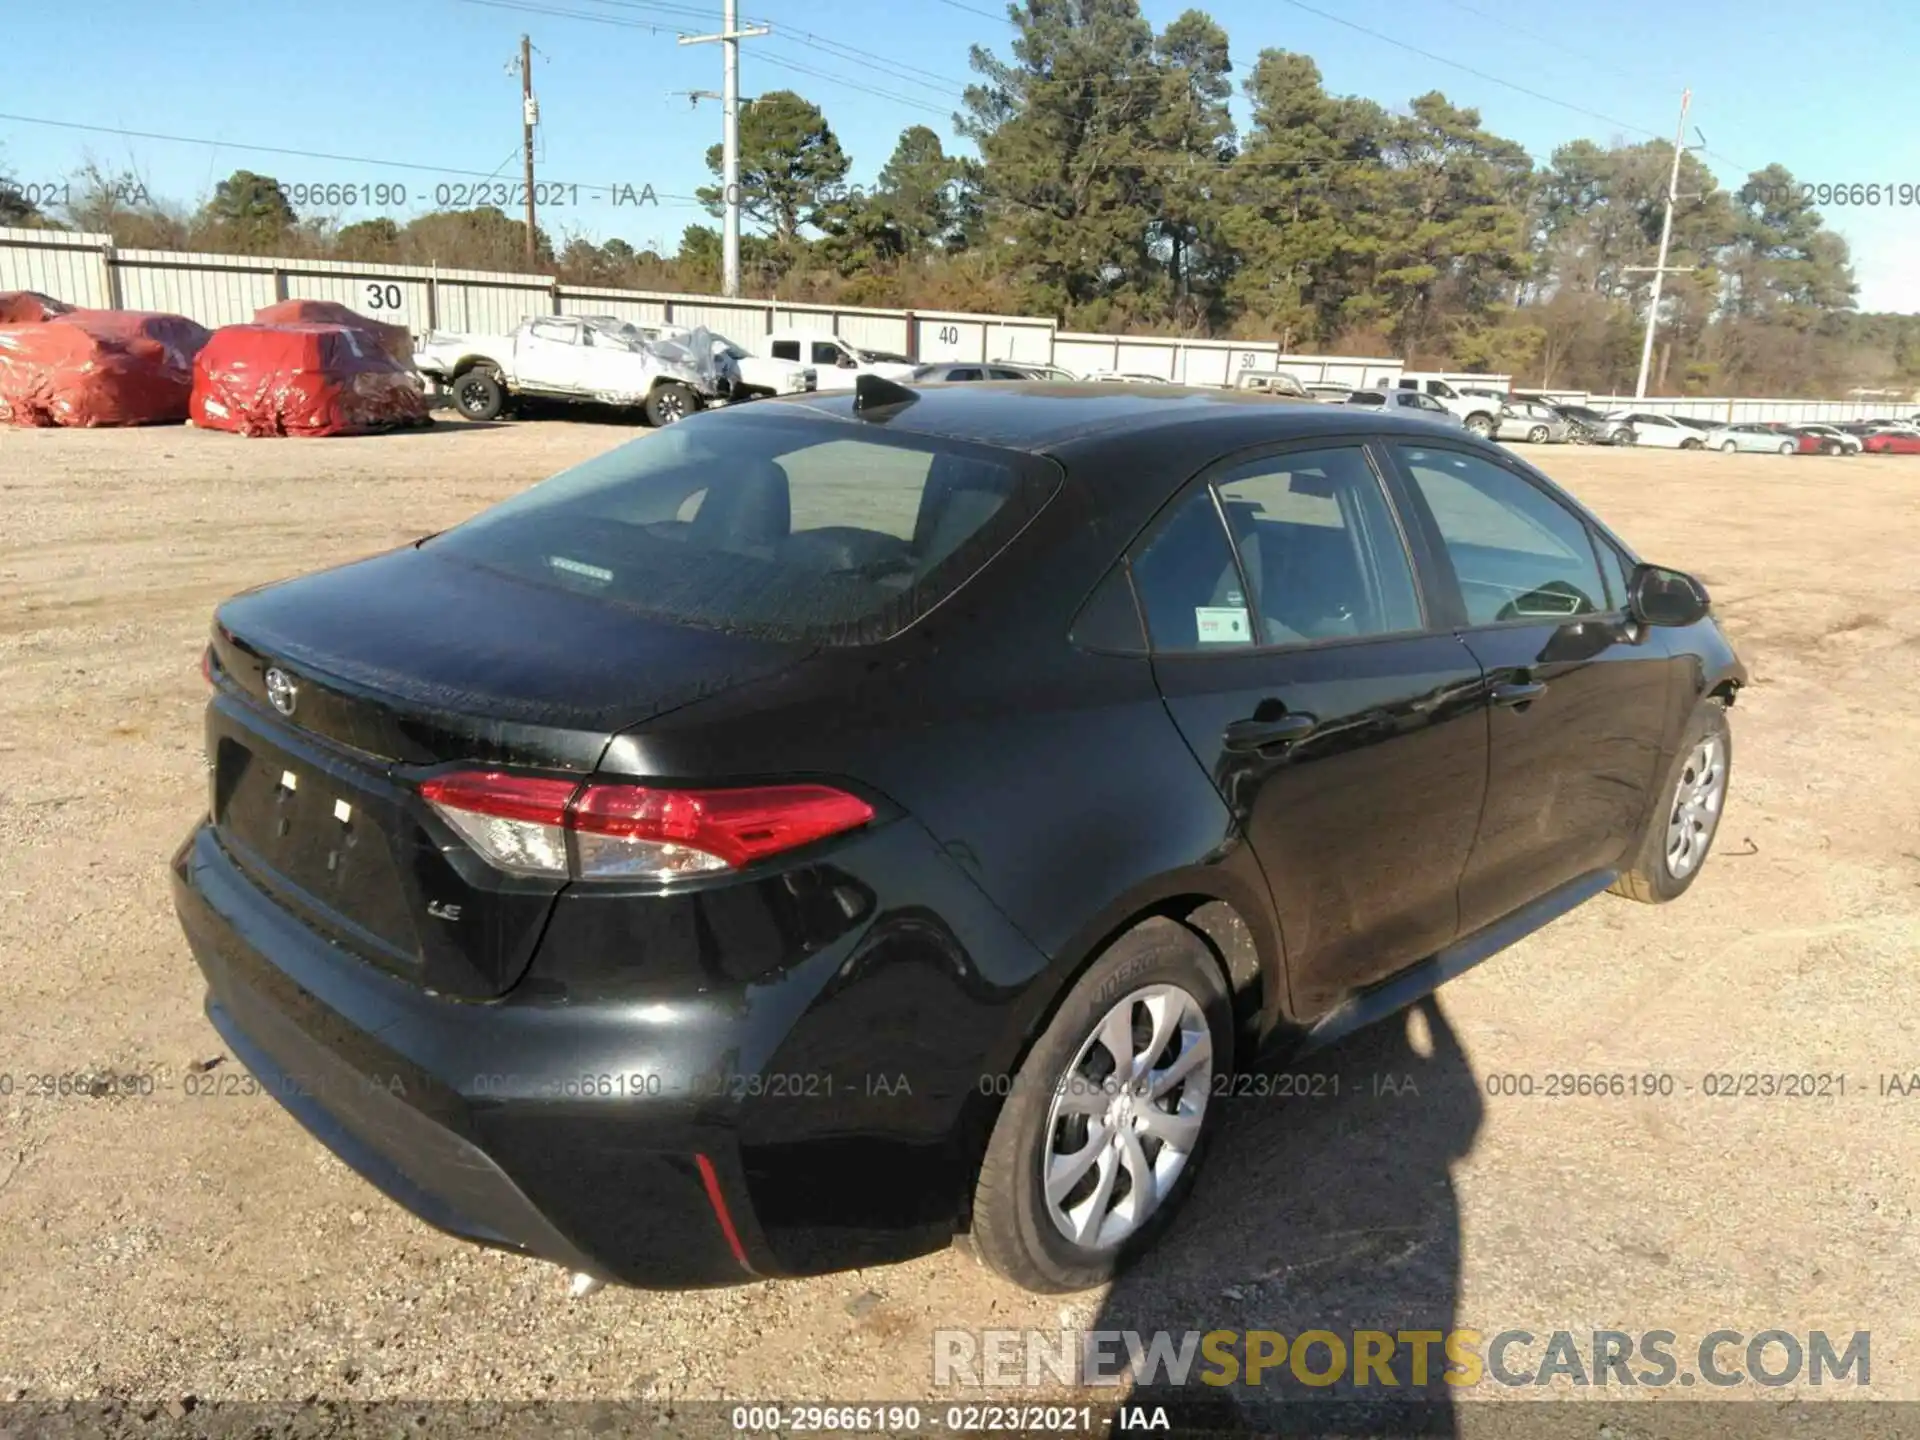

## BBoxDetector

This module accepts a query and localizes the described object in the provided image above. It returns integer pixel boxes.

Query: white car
[1607,411,1706,450]
[416,315,717,425]
[1084,371,1173,384]
[1703,422,1797,455]
[758,330,916,391]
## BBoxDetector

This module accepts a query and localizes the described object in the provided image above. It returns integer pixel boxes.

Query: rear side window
[1129,489,1254,652]
[429,413,1060,645]
[1216,448,1423,645]
[771,340,800,361]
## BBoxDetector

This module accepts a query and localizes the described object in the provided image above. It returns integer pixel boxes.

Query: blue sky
[4,0,1917,310]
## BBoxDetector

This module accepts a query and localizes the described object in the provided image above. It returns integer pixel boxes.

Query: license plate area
[213,712,424,977]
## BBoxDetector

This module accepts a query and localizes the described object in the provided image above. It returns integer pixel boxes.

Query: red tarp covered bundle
[0,309,211,427]
[0,290,75,324]
[190,323,428,437]
[253,299,413,368]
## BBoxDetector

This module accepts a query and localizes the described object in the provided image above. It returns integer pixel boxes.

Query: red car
[1862,429,1920,454]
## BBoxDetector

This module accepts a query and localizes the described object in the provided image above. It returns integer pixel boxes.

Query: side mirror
[1628,564,1710,627]
[838,355,858,368]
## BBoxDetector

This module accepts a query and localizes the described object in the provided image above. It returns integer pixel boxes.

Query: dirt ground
[2,418,1918,1427]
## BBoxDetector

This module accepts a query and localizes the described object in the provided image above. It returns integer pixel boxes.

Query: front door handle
[1492,679,1549,707]
[1224,712,1318,751]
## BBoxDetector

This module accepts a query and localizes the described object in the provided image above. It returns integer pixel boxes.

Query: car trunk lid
[206,545,812,998]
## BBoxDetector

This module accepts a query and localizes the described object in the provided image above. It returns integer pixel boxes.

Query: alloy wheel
[1040,983,1214,1250]
[1665,735,1728,880]
[456,378,491,417]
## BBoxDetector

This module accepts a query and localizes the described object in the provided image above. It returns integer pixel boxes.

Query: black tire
[645,381,699,427]
[1617,429,1637,447]
[452,367,505,422]
[1823,441,1841,456]
[1720,440,1738,454]
[969,917,1234,1293]
[1612,701,1732,905]
[1527,425,1550,444]
[1465,413,1496,438]
[1683,438,1704,450]
[1778,441,1795,454]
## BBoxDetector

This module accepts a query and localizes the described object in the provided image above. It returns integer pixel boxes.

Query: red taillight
[419,771,875,882]
[201,647,215,686]
[419,771,577,826]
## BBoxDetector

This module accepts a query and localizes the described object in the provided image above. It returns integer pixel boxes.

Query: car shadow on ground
[1090,997,1482,1436]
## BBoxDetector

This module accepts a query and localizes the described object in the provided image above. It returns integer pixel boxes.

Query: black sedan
[172,378,1745,1294]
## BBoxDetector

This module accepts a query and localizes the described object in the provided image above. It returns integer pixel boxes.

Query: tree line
[4,0,1916,397]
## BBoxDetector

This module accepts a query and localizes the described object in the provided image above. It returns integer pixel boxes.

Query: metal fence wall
[1583,395,1900,423]
[5,227,1912,421]
[1052,332,1398,387]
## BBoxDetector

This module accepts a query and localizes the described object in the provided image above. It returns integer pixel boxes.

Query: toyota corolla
[172,378,1745,1294]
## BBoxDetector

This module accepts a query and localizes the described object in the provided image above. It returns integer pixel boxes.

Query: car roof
[750,380,1467,453]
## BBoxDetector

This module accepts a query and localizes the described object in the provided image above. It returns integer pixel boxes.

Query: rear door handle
[1492,679,1548,707]
[1223,712,1318,751]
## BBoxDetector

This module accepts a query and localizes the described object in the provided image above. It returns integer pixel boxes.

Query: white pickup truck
[651,326,817,401]
[757,329,916,392]
[415,315,718,425]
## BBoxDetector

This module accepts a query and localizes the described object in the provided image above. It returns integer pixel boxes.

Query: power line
[1271,0,1666,141]
[456,0,692,33]
[930,0,1009,21]
[753,49,956,114]
[1427,0,1677,91]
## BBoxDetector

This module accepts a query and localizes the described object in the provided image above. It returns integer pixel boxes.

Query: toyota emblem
[264,667,298,717]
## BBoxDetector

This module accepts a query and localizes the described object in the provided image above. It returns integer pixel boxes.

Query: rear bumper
[173,822,772,1287]
[171,807,1053,1287]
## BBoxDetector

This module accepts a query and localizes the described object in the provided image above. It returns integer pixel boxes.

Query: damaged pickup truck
[415,315,720,425]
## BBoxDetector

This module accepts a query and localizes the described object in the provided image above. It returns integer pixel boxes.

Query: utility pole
[681,0,769,297]
[1627,90,1698,399]
[519,34,538,266]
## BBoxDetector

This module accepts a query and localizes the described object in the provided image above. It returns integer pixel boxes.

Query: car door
[517,318,587,392]
[1384,441,1674,935]
[1132,440,1491,1017]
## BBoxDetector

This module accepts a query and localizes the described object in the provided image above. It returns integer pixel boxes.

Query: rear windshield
[426,410,1060,645]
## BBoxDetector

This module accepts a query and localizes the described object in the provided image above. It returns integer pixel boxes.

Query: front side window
[1593,534,1633,611]
[428,412,1059,646]
[1394,447,1606,625]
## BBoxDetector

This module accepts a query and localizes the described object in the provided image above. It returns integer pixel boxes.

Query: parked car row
[419,327,1920,459]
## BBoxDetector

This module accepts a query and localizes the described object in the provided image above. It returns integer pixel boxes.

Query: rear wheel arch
[954,890,1271,1234]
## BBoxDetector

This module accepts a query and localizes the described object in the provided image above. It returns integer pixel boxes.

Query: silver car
[1492,399,1573,444]
[1704,422,1798,455]
[1341,389,1465,426]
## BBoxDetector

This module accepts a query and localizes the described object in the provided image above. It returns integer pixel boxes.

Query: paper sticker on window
[1195,606,1252,645]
